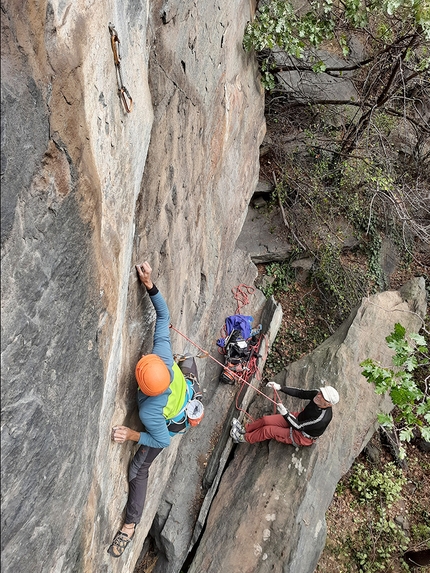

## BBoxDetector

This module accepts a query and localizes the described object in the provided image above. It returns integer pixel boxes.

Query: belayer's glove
[266,381,281,391]
[277,403,288,416]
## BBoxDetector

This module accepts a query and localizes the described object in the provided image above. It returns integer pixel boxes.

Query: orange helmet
[135,354,170,396]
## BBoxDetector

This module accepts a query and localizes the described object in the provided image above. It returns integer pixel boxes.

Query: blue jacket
[137,288,174,449]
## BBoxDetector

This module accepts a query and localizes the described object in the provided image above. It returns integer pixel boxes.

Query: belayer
[108,261,201,557]
[230,382,339,446]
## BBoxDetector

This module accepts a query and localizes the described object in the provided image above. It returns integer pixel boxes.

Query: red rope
[232,284,255,314]
[273,387,281,414]
[171,283,285,420]
[233,335,264,422]
[169,325,277,406]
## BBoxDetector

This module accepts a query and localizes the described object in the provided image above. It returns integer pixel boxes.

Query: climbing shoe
[107,525,135,558]
[231,417,245,434]
[230,427,246,443]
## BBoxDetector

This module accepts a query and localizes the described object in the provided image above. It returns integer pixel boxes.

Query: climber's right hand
[136,261,153,290]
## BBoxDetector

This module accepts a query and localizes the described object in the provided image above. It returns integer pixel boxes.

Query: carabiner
[119,86,133,113]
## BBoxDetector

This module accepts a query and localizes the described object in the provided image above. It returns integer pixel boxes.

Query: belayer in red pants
[230,382,339,447]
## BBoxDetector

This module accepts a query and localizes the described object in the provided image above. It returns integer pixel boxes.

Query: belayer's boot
[231,418,245,434]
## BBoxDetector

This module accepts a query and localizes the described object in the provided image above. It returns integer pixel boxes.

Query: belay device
[217,315,262,385]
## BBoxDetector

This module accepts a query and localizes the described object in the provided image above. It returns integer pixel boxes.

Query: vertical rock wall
[1,3,427,573]
[1,1,265,572]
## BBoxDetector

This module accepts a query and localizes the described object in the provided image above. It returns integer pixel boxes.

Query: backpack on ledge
[217,316,262,385]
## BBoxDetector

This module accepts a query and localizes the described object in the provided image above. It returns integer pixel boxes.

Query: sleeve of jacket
[280,386,319,400]
[284,410,327,431]
[137,410,171,449]
[148,289,174,378]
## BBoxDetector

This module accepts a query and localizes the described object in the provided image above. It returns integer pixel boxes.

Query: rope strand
[169,324,278,406]
[170,284,283,417]
[233,336,265,422]
[232,284,255,315]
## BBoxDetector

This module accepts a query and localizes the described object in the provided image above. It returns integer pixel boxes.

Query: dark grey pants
[124,445,163,525]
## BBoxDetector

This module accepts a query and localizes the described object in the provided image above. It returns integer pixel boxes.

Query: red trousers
[244,413,315,447]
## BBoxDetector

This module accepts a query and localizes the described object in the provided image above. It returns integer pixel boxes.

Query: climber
[230,382,339,447]
[108,261,191,558]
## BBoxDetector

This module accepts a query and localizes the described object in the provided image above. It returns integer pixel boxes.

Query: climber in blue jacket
[108,261,177,557]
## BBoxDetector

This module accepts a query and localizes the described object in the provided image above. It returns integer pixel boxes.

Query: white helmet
[320,386,339,405]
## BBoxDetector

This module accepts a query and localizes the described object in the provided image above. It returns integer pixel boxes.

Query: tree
[361,322,430,460]
[244,0,430,154]
[243,1,429,319]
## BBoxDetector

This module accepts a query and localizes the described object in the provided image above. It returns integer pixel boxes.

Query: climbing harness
[164,355,203,435]
[108,23,133,113]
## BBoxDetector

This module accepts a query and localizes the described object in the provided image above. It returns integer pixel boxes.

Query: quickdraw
[108,23,133,113]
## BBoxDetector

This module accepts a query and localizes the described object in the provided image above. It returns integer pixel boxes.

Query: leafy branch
[361,322,430,459]
[244,0,430,154]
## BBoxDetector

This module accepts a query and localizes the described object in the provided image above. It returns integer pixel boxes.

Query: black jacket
[280,386,332,438]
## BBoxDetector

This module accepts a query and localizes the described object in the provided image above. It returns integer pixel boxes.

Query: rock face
[236,203,293,263]
[147,295,283,573]
[1,3,427,573]
[188,278,427,573]
[1,1,264,572]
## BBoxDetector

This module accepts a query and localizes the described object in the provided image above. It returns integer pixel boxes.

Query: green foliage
[340,160,394,203]
[350,511,410,572]
[366,233,385,290]
[411,522,430,544]
[311,242,366,320]
[264,291,330,376]
[349,462,406,507]
[361,323,430,458]
[372,112,397,135]
[337,156,418,276]
[345,461,410,572]
[325,447,430,573]
[261,261,295,297]
[243,0,430,89]
[384,0,430,38]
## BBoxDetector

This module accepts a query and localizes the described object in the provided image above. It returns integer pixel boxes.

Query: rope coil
[232,284,255,315]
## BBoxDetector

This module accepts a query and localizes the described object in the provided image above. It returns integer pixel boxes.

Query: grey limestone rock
[1,1,264,572]
[1,0,427,572]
